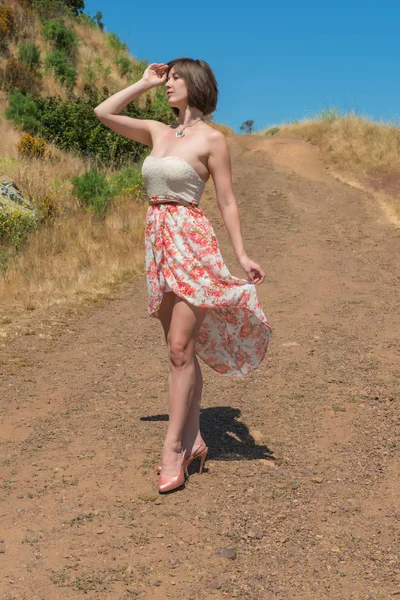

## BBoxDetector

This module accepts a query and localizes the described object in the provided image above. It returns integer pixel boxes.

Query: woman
[94,58,272,494]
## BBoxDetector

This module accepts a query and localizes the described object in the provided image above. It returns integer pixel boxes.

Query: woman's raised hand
[141,63,168,87]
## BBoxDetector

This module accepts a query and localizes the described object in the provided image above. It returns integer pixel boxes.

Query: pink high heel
[184,442,208,475]
[156,442,208,476]
[158,449,187,494]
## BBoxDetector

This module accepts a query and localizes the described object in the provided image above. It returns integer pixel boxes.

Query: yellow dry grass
[263,113,400,224]
[274,113,400,175]
[0,106,147,319]
[0,203,146,314]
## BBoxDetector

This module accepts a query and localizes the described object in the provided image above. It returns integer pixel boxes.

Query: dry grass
[0,202,146,313]
[263,112,400,224]
[0,106,147,320]
[72,19,131,95]
[273,112,400,175]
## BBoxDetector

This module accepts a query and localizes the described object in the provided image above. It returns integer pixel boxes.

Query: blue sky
[84,0,400,133]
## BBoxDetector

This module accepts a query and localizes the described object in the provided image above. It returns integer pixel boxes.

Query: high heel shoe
[184,441,208,476]
[158,449,187,494]
[156,442,208,476]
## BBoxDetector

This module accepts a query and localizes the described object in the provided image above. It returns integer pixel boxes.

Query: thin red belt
[148,196,202,212]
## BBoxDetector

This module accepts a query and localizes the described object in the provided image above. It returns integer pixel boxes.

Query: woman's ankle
[182,432,204,453]
[163,439,183,454]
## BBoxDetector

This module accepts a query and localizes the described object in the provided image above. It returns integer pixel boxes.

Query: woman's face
[165,67,188,106]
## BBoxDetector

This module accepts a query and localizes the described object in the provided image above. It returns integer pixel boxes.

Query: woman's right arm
[93,63,168,147]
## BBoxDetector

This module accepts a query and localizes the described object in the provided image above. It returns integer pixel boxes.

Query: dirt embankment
[0,135,399,599]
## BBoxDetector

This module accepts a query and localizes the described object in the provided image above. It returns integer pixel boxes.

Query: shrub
[71,167,113,216]
[93,57,111,79]
[35,192,59,221]
[42,19,78,58]
[0,6,15,53]
[0,57,39,94]
[4,89,40,134]
[82,63,98,87]
[320,107,341,122]
[264,127,280,136]
[44,49,77,88]
[109,165,145,200]
[107,32,128,54]
[116,56,133,78]
[63,0,85,16]
[17,133,48,158]
[5,84,174,168]
[17,43,42,73]
[0,204,38,249]
[29,0,66,20]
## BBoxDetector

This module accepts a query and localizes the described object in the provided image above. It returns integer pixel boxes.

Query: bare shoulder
[205,126,229,155]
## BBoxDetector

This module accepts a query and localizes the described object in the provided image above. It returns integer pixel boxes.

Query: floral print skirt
[145,202,272,376]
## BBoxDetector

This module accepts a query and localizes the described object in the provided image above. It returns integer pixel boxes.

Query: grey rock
[215,547,237,560]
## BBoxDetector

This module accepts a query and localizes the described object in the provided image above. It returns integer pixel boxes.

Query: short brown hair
[166,58,218,116]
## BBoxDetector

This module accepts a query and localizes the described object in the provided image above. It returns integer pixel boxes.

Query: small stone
[154,500,162,505]
[157,533,164,538]
[211,579,223,589]
[96,530,105,535]
[215,547,237,560]
[311,477,324,483]
[260,459,276,468]
[282,342,301,347]
[331,546,341,553]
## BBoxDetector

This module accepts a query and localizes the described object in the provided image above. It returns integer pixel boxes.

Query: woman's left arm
[208,132,265,284]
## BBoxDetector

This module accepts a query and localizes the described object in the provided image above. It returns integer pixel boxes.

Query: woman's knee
[168,337,194,369]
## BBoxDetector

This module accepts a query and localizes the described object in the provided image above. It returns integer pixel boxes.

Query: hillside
[0,0,235,319]
[263,112,400,227]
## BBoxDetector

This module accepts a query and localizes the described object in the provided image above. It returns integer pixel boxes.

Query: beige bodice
[142,155,205,206]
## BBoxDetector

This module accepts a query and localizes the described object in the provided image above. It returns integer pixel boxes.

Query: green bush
[17,43,42,73]
[0,205,38,250]
[30,0,67,20]
[44,49,77,88]
[4,89,40,134]
[264,126,280,136]
[42,19,78,58]
[63,0,85,15]
[107,32,128,54]
[71,167,113,216]
[5,83,175,168]
[116,55,133,78]
[109,165,145,199]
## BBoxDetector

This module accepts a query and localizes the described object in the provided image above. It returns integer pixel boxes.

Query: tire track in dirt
[0,135,399,599]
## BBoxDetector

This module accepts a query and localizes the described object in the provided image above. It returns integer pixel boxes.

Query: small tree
[240,119,254,134]
[94,11,104,30]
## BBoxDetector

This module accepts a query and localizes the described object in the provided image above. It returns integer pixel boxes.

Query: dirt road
[1,135,399,599]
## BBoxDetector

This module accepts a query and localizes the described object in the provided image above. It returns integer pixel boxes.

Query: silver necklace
[175,118,204,138]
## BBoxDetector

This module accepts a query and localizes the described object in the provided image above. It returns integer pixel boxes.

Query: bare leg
[158,295,207,477]
[181,356,204,455]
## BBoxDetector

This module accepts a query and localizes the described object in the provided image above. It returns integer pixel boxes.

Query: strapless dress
[142,154,272,376]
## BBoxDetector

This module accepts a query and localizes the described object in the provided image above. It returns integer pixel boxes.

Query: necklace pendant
[176,130,185,138]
